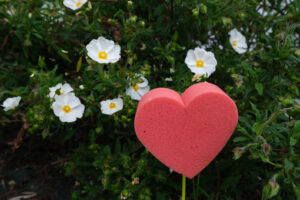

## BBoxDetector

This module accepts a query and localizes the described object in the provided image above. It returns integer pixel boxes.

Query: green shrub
[0,0,299,199]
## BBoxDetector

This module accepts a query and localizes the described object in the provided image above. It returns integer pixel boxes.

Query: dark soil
[0,122,74,200]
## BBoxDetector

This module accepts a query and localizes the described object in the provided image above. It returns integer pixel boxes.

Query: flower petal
[98,37,115,52]
[185,49,197,65]
[107,45,121,62]
[71,104,85,118]
[59,114,77,122]
[137,86,150,97]
[194,47,206,60]
[136,75,148,87]
[61,83,74,93]
[52,102,64,117]
[203,52,217,66]
[126,88,141,101]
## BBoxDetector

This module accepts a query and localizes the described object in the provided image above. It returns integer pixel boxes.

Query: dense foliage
[0,0,300,199]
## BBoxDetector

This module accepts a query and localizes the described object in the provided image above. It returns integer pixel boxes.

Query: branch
[1,32,11,50]
[7,117,28,152]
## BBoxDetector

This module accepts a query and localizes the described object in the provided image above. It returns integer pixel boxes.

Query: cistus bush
[0,0,299,199]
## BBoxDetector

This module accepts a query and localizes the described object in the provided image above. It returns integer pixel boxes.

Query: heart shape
[134,82,238,178]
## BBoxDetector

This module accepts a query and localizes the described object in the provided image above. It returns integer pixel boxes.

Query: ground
[0,122,74,200]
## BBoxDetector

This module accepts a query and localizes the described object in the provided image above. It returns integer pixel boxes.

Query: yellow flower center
[60,89,65,94]
[62,105,72,114]
[133,84,139,91]
[98,51,108,60]
[196,60,204,68]
[109,102,116,109]
[233,40,237,46]
[76,2,82,7]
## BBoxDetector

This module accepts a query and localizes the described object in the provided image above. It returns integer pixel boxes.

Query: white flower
[266,28,273,36]
[79,85,84,89]
[229,28,248,54]
[249,34,257,52]
[86,36,121,64]
[6,6,16,16]
[170,67,175,73]
[184,47,217,77]
[165,77,173,82]
[2,96,21,111]
[42,1,54,9]
[100,97,123,115]
[41,1,65,23]
[52,93,85,122]
[49,83,73,98]
[126,74,150,101]
[63,0,87,10]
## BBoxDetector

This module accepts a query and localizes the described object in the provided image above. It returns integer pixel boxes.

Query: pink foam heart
[134,82,238,178]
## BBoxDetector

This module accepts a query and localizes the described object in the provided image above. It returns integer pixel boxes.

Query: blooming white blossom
[266,28,273,36]
[184,47,217,77]
[170,67,175,73]
[100,97,123,115]
[256,0,296,16]
[165,77,173,82]
[126,74,150,101]
[256,2,269,17]
[41,1,64,22]
[49,83,73,98]
[52,93,85,122]
[79,85,84,89]
[63,0,87,10]
[2,96,21,111]
[6,6,16,16]
[194,32,216,50]
[86,36,121,64]
[229,29,248,54]
[42,1,55,10]
[249,34,257,52]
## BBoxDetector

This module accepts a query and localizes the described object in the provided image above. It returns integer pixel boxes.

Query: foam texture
[134,82,238,178]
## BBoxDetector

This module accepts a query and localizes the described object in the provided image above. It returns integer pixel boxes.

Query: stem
[182,175,186,200]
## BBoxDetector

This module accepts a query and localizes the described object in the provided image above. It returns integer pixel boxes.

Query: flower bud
[129,15,137,23]
[199,4,207,14]
[268,178,280,197]
[127,1,133,10]
[232,147,245,160]
[131,177,140,185]
[192,8,199,16]
[138,20,145,27]
[222,17,232,25]
[262,143,271,156]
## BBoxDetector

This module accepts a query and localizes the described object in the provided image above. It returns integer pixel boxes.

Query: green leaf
[233,136,249,143]
[76,57,82,72]
[290,137,297,146]
[284,158,294,171]
[293,120,300,134]
[262,184,272,200]
[255,82,263,95]
[38,56,46,68]
[172,31,178,41]
[262,178,280,200]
